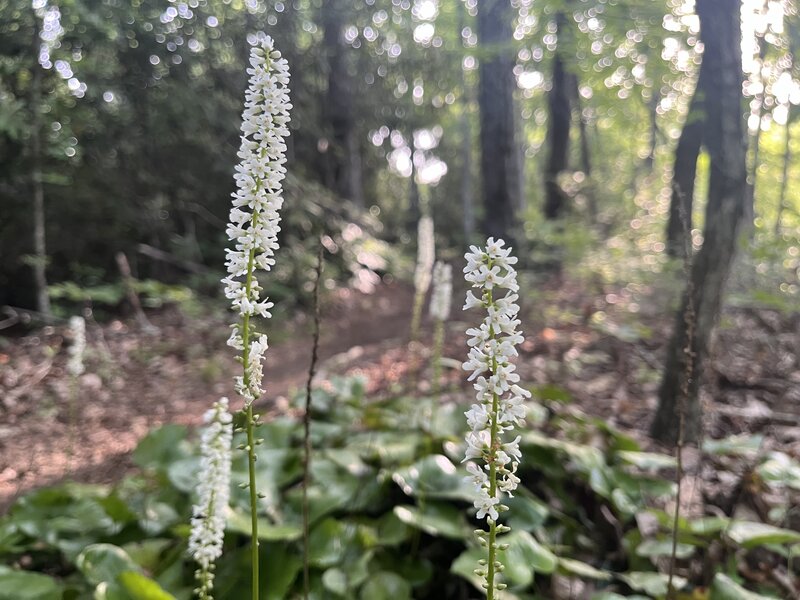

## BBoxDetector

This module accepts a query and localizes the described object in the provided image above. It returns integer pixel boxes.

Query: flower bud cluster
[429,261,452,321]
[221,37,291,405]
[66,316,86,377]
[189,398,233,599]
[462,238,529,521]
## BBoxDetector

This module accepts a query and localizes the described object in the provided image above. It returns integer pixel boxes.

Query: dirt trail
[2,277,798,513]
[0,283,414,511]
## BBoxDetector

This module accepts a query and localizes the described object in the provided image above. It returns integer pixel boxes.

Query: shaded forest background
[1,0,797,296]
[1,0,799,438]
[2,2,800,598]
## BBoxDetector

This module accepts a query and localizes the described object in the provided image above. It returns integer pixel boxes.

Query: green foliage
[1,377,798,598]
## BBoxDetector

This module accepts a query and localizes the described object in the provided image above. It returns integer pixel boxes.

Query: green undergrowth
[1,377,798,599]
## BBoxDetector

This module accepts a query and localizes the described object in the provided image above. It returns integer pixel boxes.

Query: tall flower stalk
[462,238,529,598]
[410,215,435,342]
[429,261,452,395]
[66,315,85,473]
[189,398,233,600]
[221,36,291,599]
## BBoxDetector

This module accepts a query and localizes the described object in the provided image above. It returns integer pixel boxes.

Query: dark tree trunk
[29,8,50,317]
[458,0,474,239]
[408,132,421,229]
[665,64,706,259]
[322,0,364,207]
[776,106,792,234]
[651,0,748,445]
[570,73,596,219]
[745,39,769,227]
[544,13,571,221]
[645,88,660,173]
[477,0,519,239]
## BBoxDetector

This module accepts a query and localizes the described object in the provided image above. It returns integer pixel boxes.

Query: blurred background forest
[1,0,800,598]
[2,0,798,311]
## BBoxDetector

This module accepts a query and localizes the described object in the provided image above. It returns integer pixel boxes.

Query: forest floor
[1,277,799,515]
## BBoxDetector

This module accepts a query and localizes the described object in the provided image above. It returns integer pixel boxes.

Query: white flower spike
[189,398,233,600]
[414,215,435,295]
[429,261,452,322]
[66,316,86,377]
[220,36,292,598]
[462,237,529,597]
[222,36,291,407]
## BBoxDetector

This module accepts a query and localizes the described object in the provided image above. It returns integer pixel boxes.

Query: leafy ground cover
[0,269,798,599]
[2,371,800,599]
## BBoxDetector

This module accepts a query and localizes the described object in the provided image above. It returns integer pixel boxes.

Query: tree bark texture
[544,13,572,221]
[30,8,51,317]
[776,107,792,234]
[651,0,748,444]
[666,65,706,259]
[478,0,519,239]
[570,73,596,219]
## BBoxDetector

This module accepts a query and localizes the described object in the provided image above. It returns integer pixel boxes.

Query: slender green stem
[245,403,259,598]
[410,289,425,343]
[432,319,444,397]
[67,376,77,476]
[240,209,260,600]
[486,284,499,599]
[303,242,324,600]
[487,387,500,599]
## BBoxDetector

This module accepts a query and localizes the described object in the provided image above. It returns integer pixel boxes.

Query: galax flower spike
[462,238,530,598]
[189,398,233,600]
[220,36,292,600]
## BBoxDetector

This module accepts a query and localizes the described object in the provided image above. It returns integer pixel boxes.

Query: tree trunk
[776,107,792,234]
[407,132,421,230]
[744,39,768,229]
[322,0,364,207]
[651,0,748,445]
[477,0,519,239]
[30,8,50,317]
[458,0,474,239]
[645,88,660,173]
[665,64,706,259]
[544,13,571,221]
[570,73,596,219]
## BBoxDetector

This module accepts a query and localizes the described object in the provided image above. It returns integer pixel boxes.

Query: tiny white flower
[475,492,500,521]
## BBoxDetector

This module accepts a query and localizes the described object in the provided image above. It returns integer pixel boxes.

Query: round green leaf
[726,521,800,548]
[557,558,612,581]
[619,571,687,596]
[393,504,468,540]
[391,454,473,501]
[635,538,695,560]
[709,573,779,600]
[322,569,348,596]
[77,544,140,586]
[0,566,61,599]
[359,571,411,600]
[117,571,176,599]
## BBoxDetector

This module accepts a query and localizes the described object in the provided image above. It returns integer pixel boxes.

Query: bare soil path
[0,283,414,510]
[2,277,798,518]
